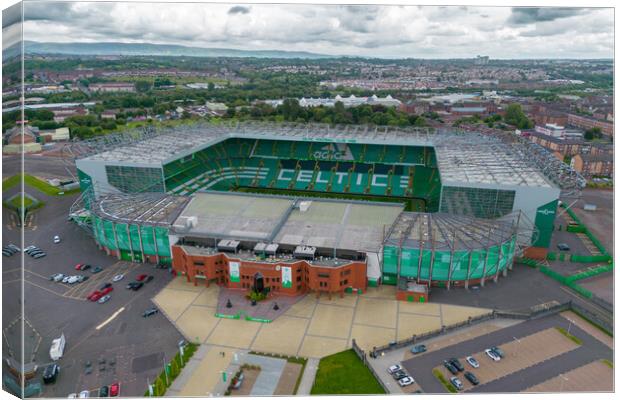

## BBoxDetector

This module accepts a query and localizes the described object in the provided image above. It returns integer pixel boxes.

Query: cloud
[508,7,587,25]
[16,3,614,59]
[228,6,250,15]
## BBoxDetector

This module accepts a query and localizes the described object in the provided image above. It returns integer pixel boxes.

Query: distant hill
[20,41,334,59]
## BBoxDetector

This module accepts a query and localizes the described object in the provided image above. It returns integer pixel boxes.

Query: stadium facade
[73,122,583,299]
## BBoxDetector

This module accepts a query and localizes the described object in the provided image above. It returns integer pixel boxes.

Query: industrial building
[72,122,585,300]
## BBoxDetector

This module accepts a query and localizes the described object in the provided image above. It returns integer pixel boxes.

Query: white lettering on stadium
[276,169,411,189]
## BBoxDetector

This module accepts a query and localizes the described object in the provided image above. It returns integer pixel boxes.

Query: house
[570,154,613,178]
[89,82,136,93]
[53,107,88,123]
[2,125,42,154]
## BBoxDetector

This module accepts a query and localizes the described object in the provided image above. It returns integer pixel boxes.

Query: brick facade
[171,245,367,298]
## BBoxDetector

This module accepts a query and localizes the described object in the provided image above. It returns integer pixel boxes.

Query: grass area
[310,349,385,395]
[234,186,427,212]
[248,351,307,394]
[432,368,457,393]
[556,327,584,345]
[2,174,80,196]
[601,359,613,369]
[8,195,34,209]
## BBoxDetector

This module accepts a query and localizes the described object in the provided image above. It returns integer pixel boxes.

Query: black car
[449,358,464,372]
[29,250,44,257]
[443,360,458,375]
[2,250,12,257]
[25,248,40,255]
[464,371,479,385]
[145,275,154,283]
[490,346,504,358]
[99,283,113,291]
[127,282,144,291]
[43,364,59,384]
[143,307,159,317]
[126,281,139,289]
[99,385,109,397]
[393,370,408,380]
[81,264,92,271]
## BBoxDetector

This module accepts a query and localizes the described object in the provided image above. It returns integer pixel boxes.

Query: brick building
[89,82,136,93]
[567,114,614,137]
[570,154,614,178]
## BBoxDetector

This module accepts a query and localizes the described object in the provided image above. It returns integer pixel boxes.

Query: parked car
[410,344,427,354]
[23,245,37,253]
[485,348,501,362]
[100,287,114,296]
[112,274,124,282]
[53,235,61,244]
[62,276,72,284]
[449,358,464,372]
[99,283,113,291]
[81,264,92,271]
[464,371,479,386]
[42,364,60,384]
[52,274,65,282]
[79,390,90,398]
[145,275,154,283]
[449,376,463,391]
[143,308,159,317]
[75,263,85,271]
[109,383,120,397]
[87,291,102,301]
[33,252,47,259]
[393,370,408,380]
[398,376,415,387]
[99,386,108,397]
[98,295,111,304]
[131,282,144,291]
[387,364,402,374]
[490,346,504,358]
[67,276,80,284]
[92,266,103,273]
[77,276,89,283]
[443,360,458,375]
[557,243,570,251]
[26,248,41,255]
[2,249,12,257]
[465,356,479,368]
[136,274,148,282]
[7,244,20,252]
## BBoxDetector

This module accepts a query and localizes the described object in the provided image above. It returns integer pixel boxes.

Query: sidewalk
[296,357,319,395]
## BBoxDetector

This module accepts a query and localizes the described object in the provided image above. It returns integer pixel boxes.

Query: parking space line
[96,307,126,330]
[24,280,67,298]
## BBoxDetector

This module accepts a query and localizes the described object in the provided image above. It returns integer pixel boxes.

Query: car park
[443,360,458,375]
[485,348,501,362]
[112,274,124,282]
[143,308,159,317]
[449,376,464,391]
[387,364,402,374]
[109,383,120,397]
[398,376,415,387]
[42,364,60,384]
[145,275,154,283]
[410,344,427,354]
[53,235,61,244]
[466,356,479,368]
[490,346,505,358]
[464,371,479,386]
[92,266,103,273]
[99,386,109,397]
[79,390,90,398]
[449,358,464,372]
[136,274,148,282]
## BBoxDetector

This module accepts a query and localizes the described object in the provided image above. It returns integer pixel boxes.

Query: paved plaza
[153,277,491,360]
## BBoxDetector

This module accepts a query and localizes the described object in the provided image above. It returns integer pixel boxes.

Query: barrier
[566,264,614,283]
[351,340,389,394]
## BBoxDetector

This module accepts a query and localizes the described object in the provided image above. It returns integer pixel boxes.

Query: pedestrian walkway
[296,358,319,395]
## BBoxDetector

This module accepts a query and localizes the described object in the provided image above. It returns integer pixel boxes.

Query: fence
[561,204,610,257]
[351,339,390,394]
[570,301,613,335]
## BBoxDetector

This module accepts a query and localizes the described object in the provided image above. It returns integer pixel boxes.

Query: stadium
[71,122,584,300]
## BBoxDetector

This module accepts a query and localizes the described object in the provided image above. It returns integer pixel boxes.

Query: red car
[136,274,148,282]
[101,286,114,296]
[87,290,103,301]
[109,382,120,397]
[75,263,85,270]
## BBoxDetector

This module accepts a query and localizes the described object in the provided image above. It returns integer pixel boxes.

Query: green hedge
[145,342,199,396]
[566,264,614,283]
[432,368,457,393]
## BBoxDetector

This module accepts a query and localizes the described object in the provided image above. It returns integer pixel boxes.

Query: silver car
[98,295,111,304]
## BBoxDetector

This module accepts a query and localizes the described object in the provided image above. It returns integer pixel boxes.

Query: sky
[3,1,615,59]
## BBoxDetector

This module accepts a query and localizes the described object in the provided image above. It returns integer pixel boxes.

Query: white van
[50,333,66,361]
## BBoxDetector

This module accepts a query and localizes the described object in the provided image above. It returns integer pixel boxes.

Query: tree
[504,103,533,129]
[584,127,602,140]
[135,80,152,93]
[208,82,215,91]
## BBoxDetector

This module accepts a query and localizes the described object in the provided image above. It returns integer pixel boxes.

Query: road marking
[2,279,21,285]
[96,307,126,330]
[2,268,21,274]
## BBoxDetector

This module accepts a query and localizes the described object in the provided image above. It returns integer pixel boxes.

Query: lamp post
[559,373,569,391]
[512,336,521,357]
[567,318,575,336]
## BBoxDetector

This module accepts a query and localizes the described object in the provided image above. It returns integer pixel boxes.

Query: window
[344,269,351,276]
[194,261,204,266]
[297,276,302,282]
[344,279,348,285]
[318,273,330,278]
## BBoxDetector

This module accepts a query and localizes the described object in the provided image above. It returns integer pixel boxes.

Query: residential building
[570,154,613,178]
[89,82,136,93]
[567,114,614,137]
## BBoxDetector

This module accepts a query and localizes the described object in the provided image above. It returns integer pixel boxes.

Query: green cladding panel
[486,246,499,277]
[115,223,130,251]
[400,248,419,278]
[532,200,558,248]
[451,251,470,281]
[431,252,450,281]
[129,225,142,252]
[383,246,398,274]
[155,227,171,257]
[141,226,157,255]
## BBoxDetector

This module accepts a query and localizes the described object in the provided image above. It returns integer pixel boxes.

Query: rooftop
[92,192,189,226]
[171,191,404,254]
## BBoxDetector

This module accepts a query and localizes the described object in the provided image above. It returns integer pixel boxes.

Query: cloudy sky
[4,1,615,59]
